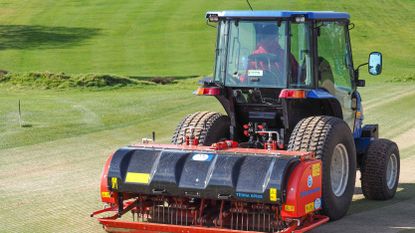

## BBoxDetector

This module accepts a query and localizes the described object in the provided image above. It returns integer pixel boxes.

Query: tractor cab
[200,11,381,144]
[208,11,354,92]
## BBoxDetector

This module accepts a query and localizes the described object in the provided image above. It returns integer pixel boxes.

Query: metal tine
[258,209,260,231]
[239,212,242,230]
[145,208,147,222]
[168,203,170,224]
[144,203,146,222]
[158,201,161,222]
[246,212,249,231]
[175,205,178,225]
[156,202,158,222]
[268,213,271,233]
[162,201,165,223]
[263,211,265,232]
[253,212,255,231]
[153,202,156,222]
[132,201,136,222]
[154,202,156,222]
[241,211,244,230]
[185,207,188,226]
[236,212,239,230]
[140,199,143,222]
[172,204,175,225]
[180,206,183,225]
[240,212,243,231]
[231,211,233,229]
[172,205,175,225]
[156,202,159,222]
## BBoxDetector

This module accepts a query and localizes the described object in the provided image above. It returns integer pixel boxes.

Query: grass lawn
[0,78,224,149]
[0,78,225,232]
[0,0,414,232]
[0,0,413,77]
[1,80,414,233]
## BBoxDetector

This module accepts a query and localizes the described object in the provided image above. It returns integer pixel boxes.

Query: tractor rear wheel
[361,139,400,200]
[288,116,356,221]
[171,111,230,146]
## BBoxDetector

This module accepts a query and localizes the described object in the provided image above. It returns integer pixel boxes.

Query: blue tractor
[173,11,400,221]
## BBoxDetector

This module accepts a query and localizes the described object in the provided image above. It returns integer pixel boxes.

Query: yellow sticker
[111,177,118,190]
[101,191,111,198]
[312,163,321,177]
[270,188,277,202]
[284,205,295,212]
[305,202,315,214]
[125,172,150,184]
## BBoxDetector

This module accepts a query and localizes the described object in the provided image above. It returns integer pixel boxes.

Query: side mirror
[368,52,382,75]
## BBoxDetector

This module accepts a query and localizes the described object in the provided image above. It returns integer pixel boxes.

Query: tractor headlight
[295,16,306,23]
[208,14,219,22]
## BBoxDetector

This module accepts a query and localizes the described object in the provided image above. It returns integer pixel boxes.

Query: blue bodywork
[306,89,372,155]
[352,92,373,155]
[306,89,337,99]
[352,91,364,139]
[206,11,350,20]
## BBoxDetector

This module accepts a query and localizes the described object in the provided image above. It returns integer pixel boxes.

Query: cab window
[317,22,353,94]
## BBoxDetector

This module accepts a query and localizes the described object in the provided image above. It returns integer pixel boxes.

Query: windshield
[214,20,313,89]
[215,21,288,88]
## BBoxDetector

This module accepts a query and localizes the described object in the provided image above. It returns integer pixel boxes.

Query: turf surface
[0,0,414,232]
[1,81,414,233]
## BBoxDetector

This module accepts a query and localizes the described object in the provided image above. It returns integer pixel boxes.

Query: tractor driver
[246,24,298,86]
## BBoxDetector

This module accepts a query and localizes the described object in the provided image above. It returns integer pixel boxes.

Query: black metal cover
[107,146,299,203]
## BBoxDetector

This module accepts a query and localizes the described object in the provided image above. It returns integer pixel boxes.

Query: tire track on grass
[392,127,415,151]
[58,99,103,126]
[364,85,415,111]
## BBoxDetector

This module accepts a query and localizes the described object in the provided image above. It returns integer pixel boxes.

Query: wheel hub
[386,153,398,189]
[330,143,349,197]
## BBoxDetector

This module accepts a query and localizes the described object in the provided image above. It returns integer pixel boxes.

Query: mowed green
[0,79,225,232]
[0,0,415,232]
[1,81,414,233]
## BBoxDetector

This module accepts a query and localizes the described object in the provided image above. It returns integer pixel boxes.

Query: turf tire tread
[288,116,356,221]
[171,111,229,146]
[361,139,400,200]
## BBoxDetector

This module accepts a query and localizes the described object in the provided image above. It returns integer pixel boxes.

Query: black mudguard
[107,147,299,204]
